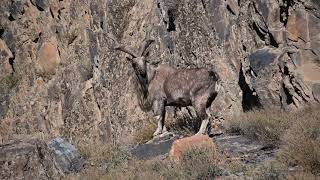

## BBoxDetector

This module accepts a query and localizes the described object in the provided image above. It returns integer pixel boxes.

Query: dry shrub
[279,106,320,175]
[250,161,286,180]
[77,143,131,178]
[226,109,291,147]
[225,159,248,175]
[247,160,320,180]
[132,121,157,143]
[284,171,320,180]
[175,147,221,179]
[90,146,221,180]
[227,106,320,176]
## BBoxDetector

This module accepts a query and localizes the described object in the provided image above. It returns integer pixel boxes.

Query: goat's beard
[133,73,152,111]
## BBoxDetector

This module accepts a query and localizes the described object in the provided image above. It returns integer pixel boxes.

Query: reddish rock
[169,135,217,161]
[287,9,309,42]
[37,37,60,75]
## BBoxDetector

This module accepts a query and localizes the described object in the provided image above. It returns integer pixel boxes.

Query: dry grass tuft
[226,109,291,147]
[227,105,320,176]
[132,121,157,143]
[106,146,221,180]
[77,143,131,178]
[75,143,221,180]
[279,106,320,175]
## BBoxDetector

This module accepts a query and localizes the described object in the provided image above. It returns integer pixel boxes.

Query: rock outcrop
[0,138,63,180]
[48,137,84,173]
[0,137,83,179]
[0,0,319,145]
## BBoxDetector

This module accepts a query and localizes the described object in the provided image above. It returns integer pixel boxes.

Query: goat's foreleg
[152,100,167,136]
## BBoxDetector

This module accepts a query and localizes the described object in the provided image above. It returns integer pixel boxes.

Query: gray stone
[0,138,63,180]
[31,0,49,11]
[131,132,180,160]
[48,138,84,173]
[249,48,279,74]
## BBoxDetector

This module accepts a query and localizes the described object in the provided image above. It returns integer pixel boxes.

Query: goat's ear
[139,39,155,57]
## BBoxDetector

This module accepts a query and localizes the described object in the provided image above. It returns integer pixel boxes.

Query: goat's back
[162,67,219,105]
[164,68,218,90]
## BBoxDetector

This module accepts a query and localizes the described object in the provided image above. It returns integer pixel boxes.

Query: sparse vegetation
[133,121,157,143]
[73,106,320,179]
[279,106,320,175]
[74,143,221,180]
[226,105,320,176]
[226,109,291,147]
[107,146,221,180]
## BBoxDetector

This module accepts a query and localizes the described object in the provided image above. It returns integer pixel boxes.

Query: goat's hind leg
[193,101,210,135]
[152,100,167,136]
[196,117,210,135]
[193,90,213,135]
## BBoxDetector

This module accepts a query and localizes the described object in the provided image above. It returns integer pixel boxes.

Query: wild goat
[109,35,221,136]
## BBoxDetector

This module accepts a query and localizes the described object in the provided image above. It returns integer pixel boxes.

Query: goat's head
[107,33,154,77]
[119,39,154,77]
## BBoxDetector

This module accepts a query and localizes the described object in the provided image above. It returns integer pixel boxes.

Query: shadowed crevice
[167,9,176,32]
[280,0,294,25]
[238,64,262,111]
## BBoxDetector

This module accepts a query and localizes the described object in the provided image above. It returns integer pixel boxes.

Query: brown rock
[287,9,309,43]
[308,13,320,57]
[169,135,217,161]
[287,12,300,42]
[0,39,13,76]
[37,36,60,75]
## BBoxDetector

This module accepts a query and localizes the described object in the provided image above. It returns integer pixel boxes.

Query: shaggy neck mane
[133,66,152,111]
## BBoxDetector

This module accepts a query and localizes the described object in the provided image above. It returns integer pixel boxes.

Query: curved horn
[139,39,155,57]
[105,33,138,58]
[115,45,138,58]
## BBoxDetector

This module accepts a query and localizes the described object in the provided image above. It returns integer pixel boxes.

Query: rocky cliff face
[0,0,319,144]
